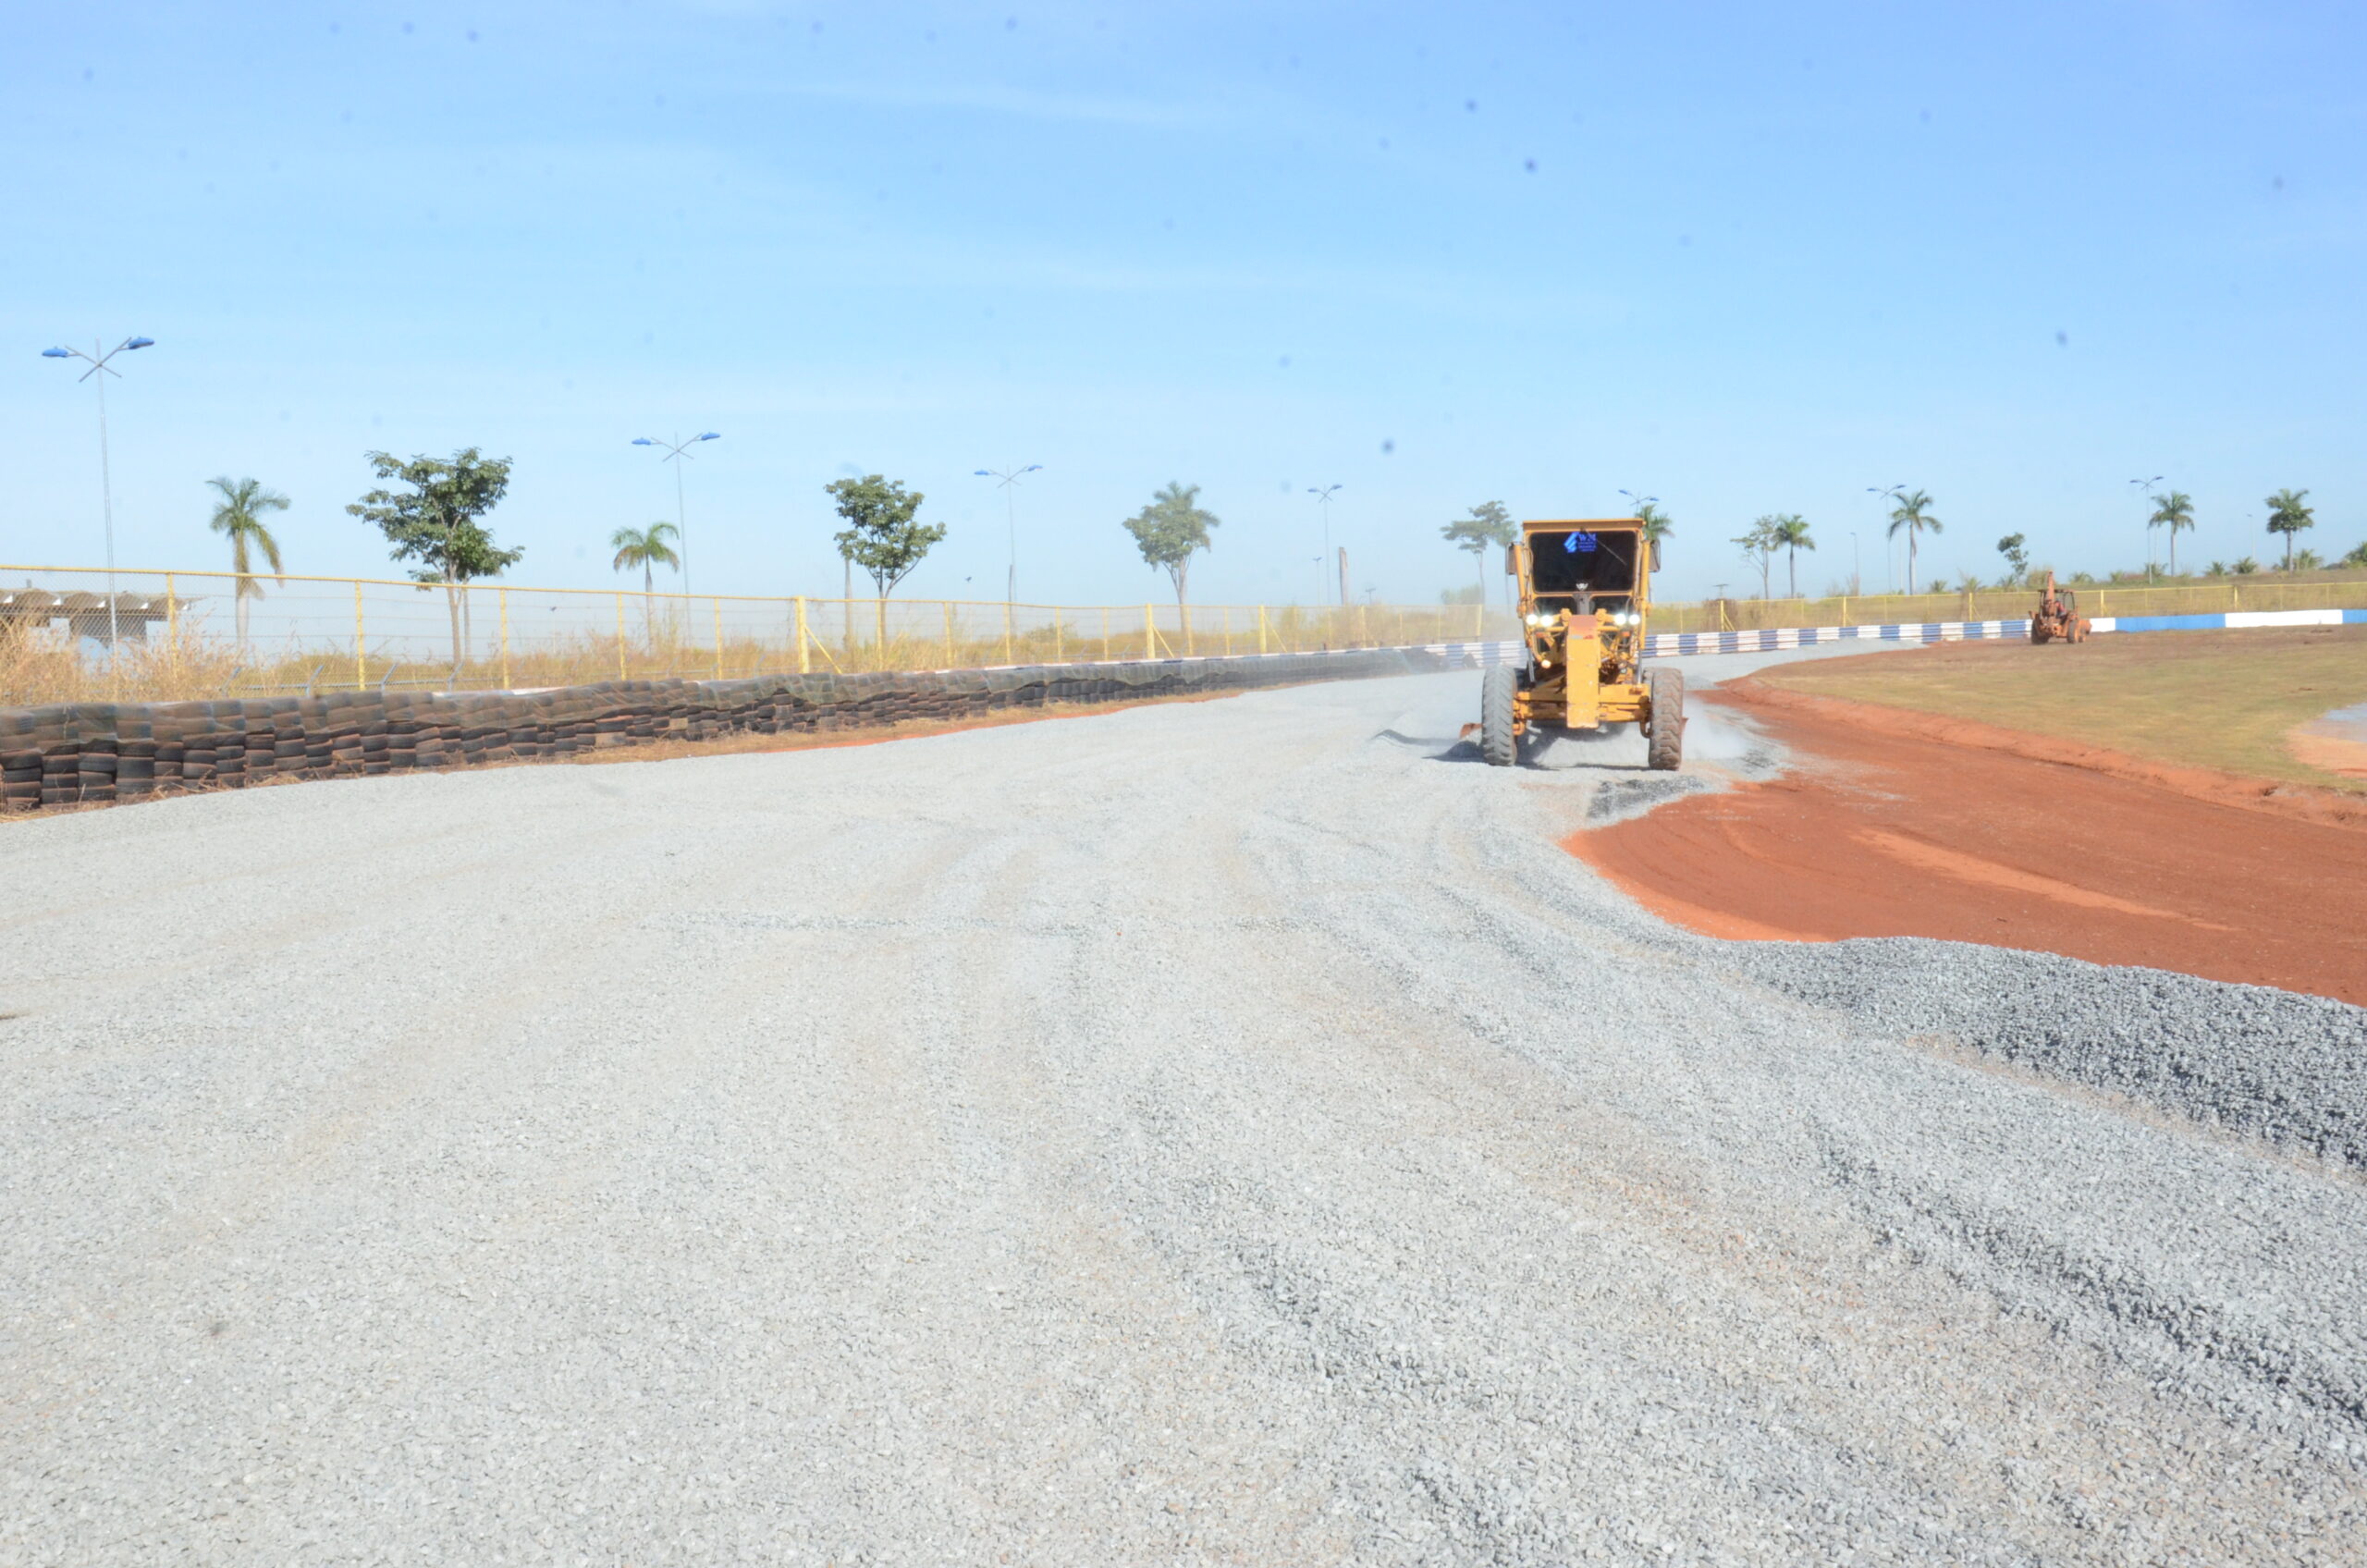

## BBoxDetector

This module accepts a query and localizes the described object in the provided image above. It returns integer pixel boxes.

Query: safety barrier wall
[1640,607,2367,657]
[0,643,1504,814]
[1649,577,2367,635]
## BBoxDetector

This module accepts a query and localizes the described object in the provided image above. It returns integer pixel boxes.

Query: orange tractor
[2029,572,2091,644]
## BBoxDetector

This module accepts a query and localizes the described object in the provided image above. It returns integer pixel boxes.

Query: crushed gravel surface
[4,668,2363,1564]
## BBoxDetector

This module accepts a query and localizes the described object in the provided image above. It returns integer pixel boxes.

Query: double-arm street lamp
[1307,484,1343,605]
[42,334,156,653]
[1867,484,1907,594]
[630,431,722,594]
[974,464,1042,605]
[2130,475,2164,575]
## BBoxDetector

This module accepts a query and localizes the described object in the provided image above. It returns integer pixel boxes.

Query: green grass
[1757,625,2367,791]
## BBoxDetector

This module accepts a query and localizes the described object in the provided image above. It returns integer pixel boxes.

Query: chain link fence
[0,565,1519,707]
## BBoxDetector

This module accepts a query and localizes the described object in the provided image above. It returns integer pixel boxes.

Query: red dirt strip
[1565,689,2367,1007]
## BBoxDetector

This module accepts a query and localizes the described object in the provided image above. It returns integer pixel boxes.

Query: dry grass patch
[1755,624,2367,791]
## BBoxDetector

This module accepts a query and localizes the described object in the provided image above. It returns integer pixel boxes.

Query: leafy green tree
[1733,517,1779,599]
[2295,547,2323,570]
[205,475,289,648]
[2148,490,2195,576]
[1886,489,1942,591]
[1767,513,1814,597]
[2233,556,2259,575]
[1122,481,1220,610]
[2265,488,2314,570]
[827,474,945,648]
[1995,533,2029,585]
[1634,500,1674,570]
[348,448,521,670]
[609,522,681,594]
[2343,541,2367,568]
[1440,500,1516,606]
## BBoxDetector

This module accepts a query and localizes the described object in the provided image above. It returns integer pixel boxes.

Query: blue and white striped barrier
[1641,606,2367,658]
[1061,606,2365,675]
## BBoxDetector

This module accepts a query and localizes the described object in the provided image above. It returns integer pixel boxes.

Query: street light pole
[1306,484,1343,605]
[630,430,722,594]
[42,335,155,655]
[1867,484,1907,595]
[974,465,1043,605]
[2130,475,2164,577]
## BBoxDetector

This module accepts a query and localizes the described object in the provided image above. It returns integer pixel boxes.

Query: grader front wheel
[1645,668,1685,772]
[1480,664,1518,767]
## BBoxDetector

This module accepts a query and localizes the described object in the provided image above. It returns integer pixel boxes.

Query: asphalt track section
[4,668,2362,1563]
[1569,689,2367,1006]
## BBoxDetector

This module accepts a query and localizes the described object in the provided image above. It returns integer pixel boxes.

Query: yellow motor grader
[1478,518,1683,770]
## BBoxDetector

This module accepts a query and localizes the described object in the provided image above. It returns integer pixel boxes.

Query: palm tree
[205,476,289,649]
[1634,500,1674,571]
[1769,513,1815,597]
[2264,488,2314,571]
[1887,489,1942,592]
[610,521,681,645]
[609,521,681,594]
[2148,490,2195,576]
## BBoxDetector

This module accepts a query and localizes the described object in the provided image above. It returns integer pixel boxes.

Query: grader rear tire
[1480,664,1518,767]
[1646,668,1686,772]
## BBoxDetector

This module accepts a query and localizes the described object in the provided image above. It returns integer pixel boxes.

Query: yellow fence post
[943,602,955,668]
[1003,600,1014,666]
[1100,606,1110,663]
[1055,610,1064,664]
[1145,603,1157,658]
[351,579,365,690]
[712,596,725,680]
[1258,605,1269,654]
[160,570,179,682]
[615,593,628,681]
[498,588,511,690]
[796,596,810,673]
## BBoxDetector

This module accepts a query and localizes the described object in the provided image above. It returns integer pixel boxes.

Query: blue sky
[6,1,2362,606]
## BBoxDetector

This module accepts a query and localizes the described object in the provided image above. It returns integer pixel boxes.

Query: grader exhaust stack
[1478,517,1684,770]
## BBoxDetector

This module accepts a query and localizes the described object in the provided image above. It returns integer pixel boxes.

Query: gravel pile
[1732,937,2367,1167]
[3,668,2361,1564]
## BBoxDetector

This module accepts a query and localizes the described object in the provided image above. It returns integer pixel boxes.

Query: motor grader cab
[1478,518,1683,769]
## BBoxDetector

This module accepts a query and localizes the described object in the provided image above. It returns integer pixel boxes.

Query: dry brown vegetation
[1,596,1504,709]
[1757,624,2367,790]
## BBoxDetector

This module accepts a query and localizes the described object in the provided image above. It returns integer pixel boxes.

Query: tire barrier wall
[0,644,1497,814]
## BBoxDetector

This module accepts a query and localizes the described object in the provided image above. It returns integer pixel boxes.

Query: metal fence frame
[0,563,1522,704]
